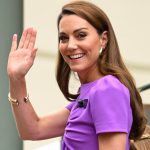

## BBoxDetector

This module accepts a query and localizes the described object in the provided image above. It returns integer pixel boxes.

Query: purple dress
[62,75,133,150]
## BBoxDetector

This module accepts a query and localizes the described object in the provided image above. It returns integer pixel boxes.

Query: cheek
[83,42,100,54]
[59,44,68,62]
[83,36,100,51]
[59,44,65,55]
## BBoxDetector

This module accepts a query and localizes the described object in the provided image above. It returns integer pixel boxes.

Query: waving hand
[7,28,37,80]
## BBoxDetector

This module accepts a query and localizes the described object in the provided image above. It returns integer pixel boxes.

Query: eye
[77,32,87,39]
[59,35,69,43]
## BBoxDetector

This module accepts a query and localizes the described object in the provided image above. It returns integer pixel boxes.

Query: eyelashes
[77,32,87,39]
[59,32,87,43]
[59,36,68,43]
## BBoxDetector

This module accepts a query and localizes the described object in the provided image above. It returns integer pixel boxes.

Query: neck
[78,66,103,84]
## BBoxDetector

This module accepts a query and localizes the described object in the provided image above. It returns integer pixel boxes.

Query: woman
[7,1,147,150]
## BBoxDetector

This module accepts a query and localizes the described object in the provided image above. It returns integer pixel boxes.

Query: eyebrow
[59,27,88,35]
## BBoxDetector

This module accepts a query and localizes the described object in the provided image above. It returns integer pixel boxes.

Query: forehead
[59,14,95,33]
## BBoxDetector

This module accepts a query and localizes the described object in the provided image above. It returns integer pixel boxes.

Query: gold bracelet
[8,93,29,106]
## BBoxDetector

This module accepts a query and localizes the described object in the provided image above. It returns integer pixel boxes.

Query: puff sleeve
[89,78,132,134]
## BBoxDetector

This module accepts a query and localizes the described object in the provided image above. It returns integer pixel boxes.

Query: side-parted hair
[56,0,147,144]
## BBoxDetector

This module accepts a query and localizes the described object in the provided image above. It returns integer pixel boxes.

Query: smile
[69,53,85,59]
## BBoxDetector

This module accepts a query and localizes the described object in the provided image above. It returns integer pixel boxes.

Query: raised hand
[7,28,37,80]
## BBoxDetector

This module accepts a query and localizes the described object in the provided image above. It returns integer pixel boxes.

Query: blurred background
[0,0,150,149]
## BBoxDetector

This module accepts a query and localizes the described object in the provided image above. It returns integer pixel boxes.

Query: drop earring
[99,47,103,54]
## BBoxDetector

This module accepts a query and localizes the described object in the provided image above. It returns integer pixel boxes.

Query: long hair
[56,0,147,143]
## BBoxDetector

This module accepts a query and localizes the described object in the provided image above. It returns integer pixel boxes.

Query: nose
[67,37,78,51]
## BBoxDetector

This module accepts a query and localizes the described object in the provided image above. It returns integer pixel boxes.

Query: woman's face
[58,14,102,75]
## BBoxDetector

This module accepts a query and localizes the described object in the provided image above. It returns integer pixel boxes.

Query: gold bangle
[8,93,29,106]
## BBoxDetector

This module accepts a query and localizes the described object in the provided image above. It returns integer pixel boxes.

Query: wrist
[9,76,26,84]
[9,77,27,99]
[8,92,29,106]
[8,73,26,81]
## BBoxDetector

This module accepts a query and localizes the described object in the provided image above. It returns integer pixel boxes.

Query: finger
[30,48,38,64]
[11,34,17,51]
[18,28,28,49]
[23,28,33,49]
[28,29,37,50]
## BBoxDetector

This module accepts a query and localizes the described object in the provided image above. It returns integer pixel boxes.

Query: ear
[99,31,108,49]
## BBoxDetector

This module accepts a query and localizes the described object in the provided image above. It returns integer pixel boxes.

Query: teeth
[69,54,84,59]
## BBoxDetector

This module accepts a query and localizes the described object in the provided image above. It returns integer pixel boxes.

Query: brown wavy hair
[56,0,147,144]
